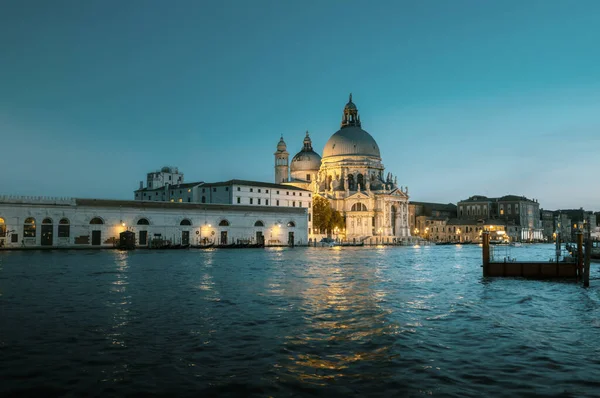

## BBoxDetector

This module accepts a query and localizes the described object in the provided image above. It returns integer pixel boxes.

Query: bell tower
[274,136,289,183]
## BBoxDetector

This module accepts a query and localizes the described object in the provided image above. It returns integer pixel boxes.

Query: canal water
[1,245,599,397]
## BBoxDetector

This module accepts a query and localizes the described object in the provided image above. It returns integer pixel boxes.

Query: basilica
[274,94,410,241]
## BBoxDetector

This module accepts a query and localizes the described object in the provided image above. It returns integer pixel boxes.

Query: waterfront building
[457,195,543,242]
[275,94,410,241]
[0,196,308,249]
[408,201,457,237]
[135,172,313,236]
[541,209,597,242]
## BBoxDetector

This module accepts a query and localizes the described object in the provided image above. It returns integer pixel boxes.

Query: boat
[191,243,215,249]
[510,242,522,247]
[319,237,336,247]
[340,241,364,247]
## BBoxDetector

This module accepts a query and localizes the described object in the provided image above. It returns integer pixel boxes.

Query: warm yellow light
[122,222,126,227]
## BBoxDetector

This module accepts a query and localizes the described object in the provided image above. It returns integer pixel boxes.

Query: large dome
[322,126,381,159]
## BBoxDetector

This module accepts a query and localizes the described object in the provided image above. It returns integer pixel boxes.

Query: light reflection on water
[0,245,599,397]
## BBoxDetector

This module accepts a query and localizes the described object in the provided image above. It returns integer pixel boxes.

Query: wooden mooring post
[584,228,592,288]
[482,231,490,276]
[576,232,583,282]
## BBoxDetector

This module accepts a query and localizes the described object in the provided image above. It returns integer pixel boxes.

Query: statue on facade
[357,183,361,192]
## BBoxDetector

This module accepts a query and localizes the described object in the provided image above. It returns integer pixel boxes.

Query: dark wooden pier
[481,231,591,282]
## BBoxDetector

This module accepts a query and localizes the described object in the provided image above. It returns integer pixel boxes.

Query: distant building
[408,201,457,236]
[457,195,543,242]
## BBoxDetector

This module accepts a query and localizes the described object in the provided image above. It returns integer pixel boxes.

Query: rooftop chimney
[139,181,143,190]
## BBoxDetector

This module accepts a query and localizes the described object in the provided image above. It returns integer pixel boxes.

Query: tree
[313,196,345,235]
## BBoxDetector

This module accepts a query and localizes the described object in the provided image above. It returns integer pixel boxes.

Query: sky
[1,0,599,210]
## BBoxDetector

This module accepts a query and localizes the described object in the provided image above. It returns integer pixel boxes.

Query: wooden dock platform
[481,231,582,280]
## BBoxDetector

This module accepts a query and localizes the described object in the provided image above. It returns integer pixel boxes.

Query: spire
[341,93,361,129]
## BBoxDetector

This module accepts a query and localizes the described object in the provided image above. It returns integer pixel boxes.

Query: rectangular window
[293,192,296,196]
[237,187,240,191]
[277,191,279,194]
[213,188,216,192]
[188,198,191,202]
[508,205,512,215]
[308,213,311,222]
[258,189,261,193]
[293,201,296,207]
[266,190,269,193]
[265,199,269,205]
[58,225,69,238]
[202,188,205,193]
[276,200,280,206]
[299,202,302,207]
[306,174,310,181]
[258,198,261,205]
[286,192,289,195]
[169,176,172,180]
[309,194,311,197]
[149,182,152,188]
[237,197,240,204]
[250,188,253,192]
[299,193,302,196]
[225,187,229,191]
[250,198,253,204]
[11,233,18,243]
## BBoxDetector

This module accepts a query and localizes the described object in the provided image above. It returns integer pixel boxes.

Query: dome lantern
[341,93,361,129]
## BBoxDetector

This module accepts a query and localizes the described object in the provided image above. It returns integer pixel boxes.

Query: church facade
[274,95,411,241]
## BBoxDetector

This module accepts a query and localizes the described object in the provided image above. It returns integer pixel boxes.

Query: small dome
[276,136,287,151]
[322,126,380,159]
[290,131,321,172]
[291,150,322,172]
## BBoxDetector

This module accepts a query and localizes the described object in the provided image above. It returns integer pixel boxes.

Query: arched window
[357,173,364,189]
[347,174,355,191]
[287,221,296,228]
[42,218,53,224]
[180,219,192,226]
[137,218,150,225]
[0,217,6,237]
[24,217,36,238]
[351,203,368,211]
[89,217,104,225]
[58,218,70,238]
[219,219,229,227]
[254,220,264,227]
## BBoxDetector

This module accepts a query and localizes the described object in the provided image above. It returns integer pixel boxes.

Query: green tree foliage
[313,196,345,234]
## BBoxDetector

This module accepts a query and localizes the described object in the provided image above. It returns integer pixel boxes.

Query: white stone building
[0,196,308,249]
[275,94,411,241]
[134,176,313,235]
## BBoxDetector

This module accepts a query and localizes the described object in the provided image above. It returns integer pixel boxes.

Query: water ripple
[0,245,599,396]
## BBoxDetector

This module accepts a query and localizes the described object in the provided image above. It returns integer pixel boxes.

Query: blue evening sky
[1,0,599,210]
